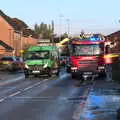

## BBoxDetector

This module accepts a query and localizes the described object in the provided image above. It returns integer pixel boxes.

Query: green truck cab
[23,46,60,78]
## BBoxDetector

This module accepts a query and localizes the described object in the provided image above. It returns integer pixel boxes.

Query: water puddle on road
[80,88,120,120]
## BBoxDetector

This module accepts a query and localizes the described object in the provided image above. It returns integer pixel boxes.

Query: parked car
[0,56,21,71]
[16,57,24,69]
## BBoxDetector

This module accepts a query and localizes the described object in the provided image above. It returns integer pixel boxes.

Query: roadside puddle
[80,88,120,120]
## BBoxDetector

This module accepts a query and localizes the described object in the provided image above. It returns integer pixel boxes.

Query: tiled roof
[11,18,28,31]
[106,31,120,38]
[23,29,38,39]
[106,31,120,52]
[0,10,38,39]
[0,10,27,31]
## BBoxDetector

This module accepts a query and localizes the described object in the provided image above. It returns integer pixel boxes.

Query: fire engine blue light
[89,36,100,41]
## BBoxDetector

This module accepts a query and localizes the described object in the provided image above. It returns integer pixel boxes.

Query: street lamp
[20,28,28,56]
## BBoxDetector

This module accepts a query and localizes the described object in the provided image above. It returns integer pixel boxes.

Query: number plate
[32,71,40,73]
[83,72,92,75]
[52,70,57,73]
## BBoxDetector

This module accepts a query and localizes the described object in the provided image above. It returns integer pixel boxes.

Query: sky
[0,0,120,35]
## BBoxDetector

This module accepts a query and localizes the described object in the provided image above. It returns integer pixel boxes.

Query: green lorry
[23,46,60,78]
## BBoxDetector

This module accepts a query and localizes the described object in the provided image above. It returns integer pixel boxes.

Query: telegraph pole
[20,30,23,56]
[59,14,64,42]
[51,20,54,44]
[66,18,70,36]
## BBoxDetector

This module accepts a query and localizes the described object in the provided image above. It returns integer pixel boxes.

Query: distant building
[37,38,58,46]
[37,39,53,46]
[0,10,38,57]
[106,31,120,53]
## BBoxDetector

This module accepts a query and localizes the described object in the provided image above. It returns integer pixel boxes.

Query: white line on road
[23,79,48,91]
[24,87,30,91]
[0,75,57,104]
[23,81,42,91]
[0,77,52,101]
[23,86,33,91]
[0,76,24,86]
[9,91,21,98]
[0,98,6,102]
[43,79,48,82]
[34,81,42,86]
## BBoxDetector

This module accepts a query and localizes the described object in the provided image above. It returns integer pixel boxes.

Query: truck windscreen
[72,44,102,56]
[24,51,49,60]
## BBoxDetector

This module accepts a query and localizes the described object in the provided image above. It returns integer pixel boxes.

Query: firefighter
[104,45,113,81]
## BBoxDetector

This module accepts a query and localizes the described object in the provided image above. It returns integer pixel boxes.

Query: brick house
[106,31,120,53]
[0,10,38,57]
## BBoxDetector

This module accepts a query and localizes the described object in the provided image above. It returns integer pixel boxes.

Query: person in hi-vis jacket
[104,45,112,81]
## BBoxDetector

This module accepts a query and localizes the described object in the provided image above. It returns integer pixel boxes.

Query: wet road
[0,70,120,120]
[0,71,93,120]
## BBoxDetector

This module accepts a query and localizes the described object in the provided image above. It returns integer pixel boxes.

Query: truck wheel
[66,68,70,73]
[56,71,59,77]
[34,75,38,78]
[71,74,76,79]
[48,70,52,77]
[9,68,14,72]
[25,74,29,78]
[99,71,106,78]
[48,73,51,77]
[46,68,52,77]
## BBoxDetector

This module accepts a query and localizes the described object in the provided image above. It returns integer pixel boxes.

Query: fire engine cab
[68,34,105,80]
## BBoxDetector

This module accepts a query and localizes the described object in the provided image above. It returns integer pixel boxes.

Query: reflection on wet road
[80,82,120,120]
[0,71,92,120]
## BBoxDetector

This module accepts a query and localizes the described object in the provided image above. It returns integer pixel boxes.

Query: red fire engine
[68,34,106,80]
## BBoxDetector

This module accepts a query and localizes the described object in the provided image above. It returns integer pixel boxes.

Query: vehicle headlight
[71,67,77,70]
[43,63,48,68]
[98,66,105,70]
[54,63,58,68]
[25,64,29,69]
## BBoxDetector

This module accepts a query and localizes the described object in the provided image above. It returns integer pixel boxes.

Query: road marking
[0,98,6,102]
[24,79,46,91]
[34,81,42,86]
[24,81,42,91]
[0,76,54,101]
[0,76,24,86]
[9,91,21,97]
[0,76,57,103]
[24,86,33,91]
[24,87,30,91]
[43,79,48,82]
